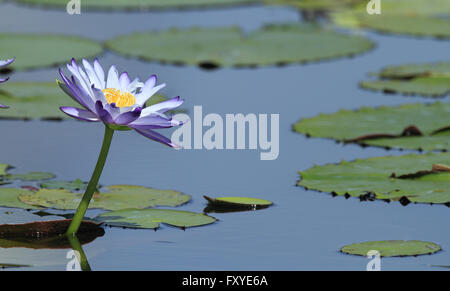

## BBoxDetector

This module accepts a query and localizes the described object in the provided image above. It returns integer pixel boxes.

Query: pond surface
[0,2,449,270]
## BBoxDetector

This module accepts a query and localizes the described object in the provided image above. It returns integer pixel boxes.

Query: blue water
[0,2,449,270]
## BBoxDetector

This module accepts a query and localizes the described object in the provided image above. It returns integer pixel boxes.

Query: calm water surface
[0,2,449,270]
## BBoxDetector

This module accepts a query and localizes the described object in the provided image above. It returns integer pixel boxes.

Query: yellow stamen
[102,88,136,108]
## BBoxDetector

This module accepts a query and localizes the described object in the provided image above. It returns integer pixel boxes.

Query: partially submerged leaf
[332,0,450,38]
[95,208,217,229]
[39,179,90,191]
[204,195,273,210]
[105,24,374,68]
[19,185,191,210]
[0,188,41,210]
[0,34,102,71]
[0,263,31,269]
[298,152,450,205]
[293,102,450,151]
[4,172,55,182]
[361,62,450,97]
[341,240,442,257]
[12,0,260,11]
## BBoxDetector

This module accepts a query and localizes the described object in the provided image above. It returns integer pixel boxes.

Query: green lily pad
[4,172,55,182]
[298,152,450,205]
[95,208,217,229]
[0,263,31,269]
[267,0,359,11]
[105,24,374,68]
[293,102,450,151]
[204,195,273,209]
[12,0,260,10]
[0,164,9,176]
[0,34,102,71]
[0,188,41,210]
[18,185,191,210]
[39,179,89,191]
[341,240,442,257]
[332,0,450,39]
[361,62,450,97]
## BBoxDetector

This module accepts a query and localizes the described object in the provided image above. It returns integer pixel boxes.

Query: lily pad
[18,185,191,210]
[105,24,374,68]
[39,179,90,191]
[95,208,217,229]
[298,152,450,205]
[0,164,9,176]
[204,195,273,209]
[332,0,450,39]
[4,172,55,182]
[0,34,102,71]
[361,62,450,97]
[0,263,31,269]
[0,188,41,210]
[267,0,359,11]
[341,240,442,257]
[293,102,450,151]
[13,0,260,10]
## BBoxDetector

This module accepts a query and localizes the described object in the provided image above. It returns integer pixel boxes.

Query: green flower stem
[66,125,114,236]
[66,234,91,271]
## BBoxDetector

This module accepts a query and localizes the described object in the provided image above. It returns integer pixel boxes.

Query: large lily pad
[293,102,450,151]
[39,179,90,191]
[0,34,102,71]
[18,185,191,210]
[95,208,216,229]
[0,188,41,210]
[341,240,442,257]
[361,62,450,97]
[298,152,450,205]
[13,0,260,10]
[332,0,450,39]
[105,24,374,68]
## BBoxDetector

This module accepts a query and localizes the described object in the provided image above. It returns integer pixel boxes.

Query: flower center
[102,88,136,108]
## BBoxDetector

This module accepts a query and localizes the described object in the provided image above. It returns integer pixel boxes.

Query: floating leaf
[95,208,216,229]
[298,152,450,205]
[0,188,41,210]
[19,185,191,210]
[361,62,450,97]
[39,179,90,191]
[267,0,359,11]
[105,24,374,68]
[204,195,273,209]
[12,0,260,10]
[341,240,442,257]
[0,263,31,269]
[0,34,102,71]
[332,0,450,39]
[293,102,450,151]
[0,164,9,176]
[4,172,55,182]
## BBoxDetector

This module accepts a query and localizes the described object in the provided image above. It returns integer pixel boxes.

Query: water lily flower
[59,58,184,147]
[58,59,185,235]
[0,57,15,108]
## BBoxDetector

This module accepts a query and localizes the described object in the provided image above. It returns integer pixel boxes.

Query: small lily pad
[0,263,31,269]
[293,102,450,151]
[4,172,55,182]
[204,195,273,209]
[361,62,450,97]
[332,0,450,39]
[39,179,90,191]
[0,188,41,210]
[105,24,374,68]
[95,208,216,229]
[12,0,260,11]
[298,152,450,205]
[0,34,102,71]
[18,185,191,210]
[341,240,442,257]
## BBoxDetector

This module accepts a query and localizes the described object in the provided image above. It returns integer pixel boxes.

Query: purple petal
[119,72,131,91]
[60,106,100,122]
[131,126,180,148]
[59,68,95,111]
[0,103,9,109]
[0,57,15,68]
[0,77,9,83]
[114,107,142,125]
[141,96,184,116]
[95,101,114,124]
[129,114,182,128]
